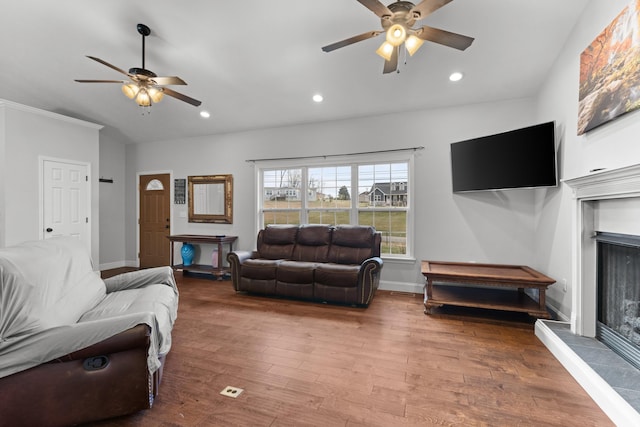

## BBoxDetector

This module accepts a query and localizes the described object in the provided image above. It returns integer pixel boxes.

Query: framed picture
[578,0,640,135]
[174,178,186,204]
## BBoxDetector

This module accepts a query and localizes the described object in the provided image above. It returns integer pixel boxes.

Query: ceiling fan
[75,23,201,108]
[321,0,474,74]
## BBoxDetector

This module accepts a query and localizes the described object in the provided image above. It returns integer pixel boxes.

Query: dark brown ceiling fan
[322,0,474,74]
[75,23,201,108]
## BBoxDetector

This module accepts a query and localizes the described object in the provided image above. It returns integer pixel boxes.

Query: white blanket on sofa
[0,238,178,379]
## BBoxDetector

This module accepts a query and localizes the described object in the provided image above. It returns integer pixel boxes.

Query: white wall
[98,129,127,269]
[534,0,640,318]
[125,97,541,290]
[0,100,101,262]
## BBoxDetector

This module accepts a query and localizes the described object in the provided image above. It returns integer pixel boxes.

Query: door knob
[46,228,53,232]
[165,225,170,229]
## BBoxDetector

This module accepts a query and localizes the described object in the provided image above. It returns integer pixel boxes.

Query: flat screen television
[450,121,557,193]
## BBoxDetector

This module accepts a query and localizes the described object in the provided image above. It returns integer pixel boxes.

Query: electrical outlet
[220,386,243,398]
[562,278,568,292]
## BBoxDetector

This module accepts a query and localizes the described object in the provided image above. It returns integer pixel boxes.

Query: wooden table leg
[424,279,433,314]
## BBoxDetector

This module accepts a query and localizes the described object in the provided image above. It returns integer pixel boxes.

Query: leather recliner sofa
[0,237,179,426]
[227,224,383,306]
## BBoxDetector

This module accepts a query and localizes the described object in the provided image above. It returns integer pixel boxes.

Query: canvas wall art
[578,0,640,135]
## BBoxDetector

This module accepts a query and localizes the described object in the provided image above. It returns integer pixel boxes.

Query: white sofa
[0,237,179,426]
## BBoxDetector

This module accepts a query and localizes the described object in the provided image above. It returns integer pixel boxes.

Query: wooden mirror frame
[188,174,233,223]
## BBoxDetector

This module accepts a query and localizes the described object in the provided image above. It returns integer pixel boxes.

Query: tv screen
[450,121,557,193]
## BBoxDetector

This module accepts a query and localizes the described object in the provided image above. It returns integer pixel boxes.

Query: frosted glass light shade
[405,35,424,56]
[121,83,139,99]
[376,41,394,61]
[148,87,164,103]
[386,24,406,47]
[136,89,151,106]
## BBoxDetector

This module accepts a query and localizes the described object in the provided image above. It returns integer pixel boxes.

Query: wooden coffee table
[421,261,555,319]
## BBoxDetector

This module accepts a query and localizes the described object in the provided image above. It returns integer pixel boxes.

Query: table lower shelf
[424,284,550,318]
[172,263,230,279]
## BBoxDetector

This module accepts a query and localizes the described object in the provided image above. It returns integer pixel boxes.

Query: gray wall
[533,0,640,319]
[0,100,101,262]
[98,129,126,269]
[124,98,539,292]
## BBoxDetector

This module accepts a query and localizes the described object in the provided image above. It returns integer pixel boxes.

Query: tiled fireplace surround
[535,164,640,426]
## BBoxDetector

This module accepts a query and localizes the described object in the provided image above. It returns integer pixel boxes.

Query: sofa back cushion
[329,225,380,265]
[291,225,332,262]
[257,225,298,260]
[0,237,106,340]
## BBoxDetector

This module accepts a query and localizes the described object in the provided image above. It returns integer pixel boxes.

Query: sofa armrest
[103,266,177,294]
[52,324,150,363]
[227,250,258,291]
[358,256,383,305]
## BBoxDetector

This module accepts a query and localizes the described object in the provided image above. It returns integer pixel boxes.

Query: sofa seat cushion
[314,263,360,288]
[241,259,282,280]
[78,284,177,356]
[277,261,316,284]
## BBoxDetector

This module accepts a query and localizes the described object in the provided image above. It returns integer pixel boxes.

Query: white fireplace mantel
[564,163,640,336]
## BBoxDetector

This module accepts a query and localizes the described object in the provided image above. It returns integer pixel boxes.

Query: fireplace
[596,232,640,370]
[534,164,640,425]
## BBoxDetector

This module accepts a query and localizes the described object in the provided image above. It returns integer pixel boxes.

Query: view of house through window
[260,159,410,256]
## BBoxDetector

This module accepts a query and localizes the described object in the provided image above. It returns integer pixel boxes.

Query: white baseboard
[535,320,640,426]
[379,280,422,294]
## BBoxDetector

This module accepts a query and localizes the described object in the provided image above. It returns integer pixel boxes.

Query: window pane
[308,166,351,209]
[263,168,303,208]
[263,211,301,226]
[359,210,407,255]
[358,163,408,208]
[308,210,350,225]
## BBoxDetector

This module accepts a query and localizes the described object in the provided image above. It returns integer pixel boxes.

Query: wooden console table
[167,234,237,279]
[421,261,555,319]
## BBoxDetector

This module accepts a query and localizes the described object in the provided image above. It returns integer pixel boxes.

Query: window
[259,156,412,257]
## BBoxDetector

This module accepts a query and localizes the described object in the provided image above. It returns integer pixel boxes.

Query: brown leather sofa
[227,224,383,306]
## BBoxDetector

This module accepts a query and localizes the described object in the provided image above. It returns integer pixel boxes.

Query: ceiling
[0,0,589,144]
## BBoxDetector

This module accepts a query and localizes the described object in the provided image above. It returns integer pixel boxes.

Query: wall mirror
[188,174,233,223]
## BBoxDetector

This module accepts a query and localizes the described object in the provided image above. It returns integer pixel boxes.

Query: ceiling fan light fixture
[386,24,406,47]
[121,83,139,99]
[405,35,424,56]
[376,41,394,61]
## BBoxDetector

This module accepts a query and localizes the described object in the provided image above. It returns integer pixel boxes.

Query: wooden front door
[139,173,171,268]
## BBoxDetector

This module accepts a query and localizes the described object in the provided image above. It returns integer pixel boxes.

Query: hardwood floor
[91,272,613,426]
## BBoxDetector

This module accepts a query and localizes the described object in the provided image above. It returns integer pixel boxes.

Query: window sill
[381,256,416,264]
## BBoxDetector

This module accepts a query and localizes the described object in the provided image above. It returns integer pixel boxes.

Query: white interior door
[42,159,89,246]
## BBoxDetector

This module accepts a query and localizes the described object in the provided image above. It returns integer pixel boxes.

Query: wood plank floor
[91,271,613,426]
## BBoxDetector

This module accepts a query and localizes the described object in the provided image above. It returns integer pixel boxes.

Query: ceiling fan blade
[382,46,399,74]
[410,0,453,19]
[74,79,127,83]
[85,56,132,77]
[415,26,474,50]
[162,87,202,107]
[356,0,393,17]
[152,76,187,86]
[322,30,382,52]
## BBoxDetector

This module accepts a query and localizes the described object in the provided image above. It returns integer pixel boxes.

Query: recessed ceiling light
[312,94,324,103]
[200,111,211,118]
[449,72,464,82]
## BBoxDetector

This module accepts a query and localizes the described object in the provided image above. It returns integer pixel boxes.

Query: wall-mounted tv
[450,121,557,193]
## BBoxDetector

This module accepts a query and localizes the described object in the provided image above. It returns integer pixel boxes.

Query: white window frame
[255,152,414,259]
